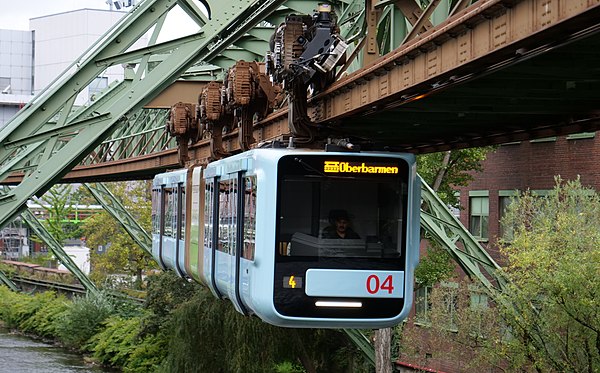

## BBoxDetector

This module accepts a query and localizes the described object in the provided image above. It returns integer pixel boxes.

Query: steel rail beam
[310,0,600,139]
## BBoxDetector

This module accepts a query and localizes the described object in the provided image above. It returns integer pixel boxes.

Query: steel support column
[420,177,507,293]
[0,269,19,292]
[19,209,99,295]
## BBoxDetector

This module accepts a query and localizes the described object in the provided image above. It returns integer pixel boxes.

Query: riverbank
[0,325,111,372]
[0,285,161,372]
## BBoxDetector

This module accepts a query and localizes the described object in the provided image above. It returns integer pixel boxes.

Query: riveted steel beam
[19,209,99,295]
[0,0,292,230]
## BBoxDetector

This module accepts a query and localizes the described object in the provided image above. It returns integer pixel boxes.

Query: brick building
[398,132,600,372]
[458,132,600,255]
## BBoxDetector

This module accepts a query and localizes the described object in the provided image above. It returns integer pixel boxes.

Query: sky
[0,0,198,40]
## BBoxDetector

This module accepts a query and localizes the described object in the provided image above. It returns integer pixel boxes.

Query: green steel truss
[79,109,172,166]
[19,209,99,295]
[0,0,470,231]
[84,183,152,255]
[0,0,295,230]
[0,269,19,292]
[420,178,508,294]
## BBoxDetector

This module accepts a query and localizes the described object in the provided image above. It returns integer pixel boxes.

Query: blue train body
[151,148,420,328]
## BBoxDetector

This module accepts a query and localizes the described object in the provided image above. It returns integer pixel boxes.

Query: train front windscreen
[274,154,411,319]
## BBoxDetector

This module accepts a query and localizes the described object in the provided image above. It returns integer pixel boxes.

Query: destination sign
[324,161,399,174]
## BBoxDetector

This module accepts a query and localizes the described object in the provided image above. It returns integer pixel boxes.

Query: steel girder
[420,177,508,294]
[84,183,152,256]
[0,270,19,292]
[19,209,99,295]
[0,0,297,230]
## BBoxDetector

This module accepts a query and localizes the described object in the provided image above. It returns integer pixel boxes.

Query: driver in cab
[322,210,360,239]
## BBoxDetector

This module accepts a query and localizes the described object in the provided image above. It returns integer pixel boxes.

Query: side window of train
[218,179,238,254]
[151,189,159,234]
[178,183,185,239]
[204,180,214,250]
[164,188,173,237]
[243,176,257,260]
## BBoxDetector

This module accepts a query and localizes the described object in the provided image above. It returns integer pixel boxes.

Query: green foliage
[122,333,166,373]
[33,184,83,244]
[19,292,69,339]
[89,317,143,368]
[84,181,156,288]
[398,280,506,372]
[142,271,201,334]
[0,287,69,340]
[55,291,115,350]
[274,361,306,373]
[415,242,454,287]
[497,177,600,372]
[146,271,366,373]
[417,147,494,207]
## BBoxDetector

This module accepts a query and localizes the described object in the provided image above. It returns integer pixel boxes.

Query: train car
[151,148,420,328]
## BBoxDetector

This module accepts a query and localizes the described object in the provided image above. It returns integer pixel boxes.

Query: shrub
[19,292,69,339]
[55,291,115,350]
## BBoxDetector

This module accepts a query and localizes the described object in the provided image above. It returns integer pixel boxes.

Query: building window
[469,286,489,337]
[415,286,432,325]
[0,77,11,94]
[441,281,459,331]
[469,192,489,240]
[566,132,595,140]
[499,191,518,241]
[530,137,557,143]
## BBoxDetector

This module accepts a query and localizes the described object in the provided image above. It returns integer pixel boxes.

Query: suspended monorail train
[151,148,420,328]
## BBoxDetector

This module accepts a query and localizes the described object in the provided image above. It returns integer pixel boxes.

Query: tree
[417,148,494,207]
[496,177,600,372]
[33,184,84,244]
[83,181,156,288]
[373,148,494,373]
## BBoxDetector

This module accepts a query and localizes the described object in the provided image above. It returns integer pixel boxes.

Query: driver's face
[335,219,349,233]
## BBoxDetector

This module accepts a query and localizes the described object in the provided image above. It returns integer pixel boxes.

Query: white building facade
[0,8,132,127]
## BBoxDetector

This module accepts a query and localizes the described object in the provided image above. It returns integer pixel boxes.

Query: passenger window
[218,179,237,254]
[204,180,214,250]
[243,176,257,260]
[179,183,185,239]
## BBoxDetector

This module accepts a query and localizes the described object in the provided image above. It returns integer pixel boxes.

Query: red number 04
[366,275,394,294]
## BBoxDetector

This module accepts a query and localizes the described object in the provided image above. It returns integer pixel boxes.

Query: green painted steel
[0,0,494,365]
[84,183,152,256]
[419,177,508,294]
[19,209,99,295]
[343,329,376,366]
[0,269,19,292]
[0,0,294,231]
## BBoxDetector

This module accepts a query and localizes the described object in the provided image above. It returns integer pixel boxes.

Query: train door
[205,166,255,314]
[151,185,166,269]
[216,177,236,300]
[202,174,221,298]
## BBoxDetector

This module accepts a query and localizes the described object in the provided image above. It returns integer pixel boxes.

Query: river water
[0,327,112,373]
